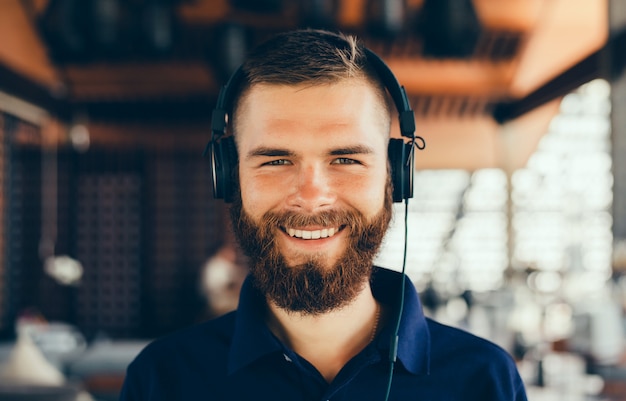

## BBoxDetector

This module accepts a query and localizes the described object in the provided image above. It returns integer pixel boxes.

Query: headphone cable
[382,197,409,401]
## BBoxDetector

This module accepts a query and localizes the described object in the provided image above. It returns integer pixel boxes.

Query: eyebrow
[329,145,375,156]
[246,144,375,160]
[246,147,294,160]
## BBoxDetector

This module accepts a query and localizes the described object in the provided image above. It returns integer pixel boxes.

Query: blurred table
[0,339,148,401]
[65,340,148,401]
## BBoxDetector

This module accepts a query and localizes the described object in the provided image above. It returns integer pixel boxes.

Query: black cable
[382,197,409,401]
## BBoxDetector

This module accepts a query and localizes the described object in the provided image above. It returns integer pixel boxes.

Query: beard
[229,182,393,315]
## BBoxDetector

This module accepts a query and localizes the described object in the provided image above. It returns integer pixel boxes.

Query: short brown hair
[231,29,392,134]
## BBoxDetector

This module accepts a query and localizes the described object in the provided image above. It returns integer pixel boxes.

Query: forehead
[233,79,391,141]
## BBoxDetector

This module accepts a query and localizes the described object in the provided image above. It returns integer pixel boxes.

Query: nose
[287,164,335,212]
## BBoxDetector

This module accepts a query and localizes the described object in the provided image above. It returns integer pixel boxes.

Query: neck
[266,283,381,383]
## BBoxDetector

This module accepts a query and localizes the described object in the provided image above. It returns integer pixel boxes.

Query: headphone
[206,41,422,203]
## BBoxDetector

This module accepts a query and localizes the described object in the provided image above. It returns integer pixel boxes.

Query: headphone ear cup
[211,136,238,202]
[388,138,414,202]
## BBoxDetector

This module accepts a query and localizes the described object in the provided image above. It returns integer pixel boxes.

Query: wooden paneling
[64,62,217,101]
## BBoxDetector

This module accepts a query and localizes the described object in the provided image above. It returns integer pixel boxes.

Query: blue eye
[332,158,359,165]
[265,159,290,166]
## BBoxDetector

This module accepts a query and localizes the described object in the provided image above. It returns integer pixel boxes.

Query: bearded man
[120,29,527,401]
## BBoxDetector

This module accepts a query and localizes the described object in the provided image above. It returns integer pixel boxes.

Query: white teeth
[286,227,340,240]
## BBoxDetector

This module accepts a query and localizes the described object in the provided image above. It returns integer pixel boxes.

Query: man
[120,29,528,400]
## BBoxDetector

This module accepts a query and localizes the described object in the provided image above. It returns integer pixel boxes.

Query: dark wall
[0,112,229,339]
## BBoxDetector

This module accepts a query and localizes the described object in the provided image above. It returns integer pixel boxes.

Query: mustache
[257,209,365,235]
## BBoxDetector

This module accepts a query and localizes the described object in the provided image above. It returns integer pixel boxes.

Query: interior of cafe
[0,0,625,399]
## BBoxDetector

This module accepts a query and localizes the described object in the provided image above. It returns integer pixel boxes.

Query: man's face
[230,79,393,314]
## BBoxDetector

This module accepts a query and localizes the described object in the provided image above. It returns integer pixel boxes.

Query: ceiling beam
[64,62,217,101]
[0,0,59,87]
[388,59,515,96]
[493,27,622,124]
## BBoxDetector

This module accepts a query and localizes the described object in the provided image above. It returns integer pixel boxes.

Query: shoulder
[427,317,515,365]
[119,313,237,400]
[128,312,236,371]
[423,318,527,399]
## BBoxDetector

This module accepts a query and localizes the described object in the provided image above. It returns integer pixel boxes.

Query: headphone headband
[211,66,244,141]
[362,48,415,140]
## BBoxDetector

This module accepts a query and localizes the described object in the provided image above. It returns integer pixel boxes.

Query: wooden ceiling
[0,0,609,170]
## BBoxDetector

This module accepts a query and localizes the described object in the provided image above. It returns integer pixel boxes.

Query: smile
[284,227,341,240]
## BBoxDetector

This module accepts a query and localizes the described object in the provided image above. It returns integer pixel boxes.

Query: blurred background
[0,0,625,399]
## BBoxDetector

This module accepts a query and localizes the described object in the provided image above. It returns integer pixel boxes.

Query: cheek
[239,172,283,217]
[340,172,388,211]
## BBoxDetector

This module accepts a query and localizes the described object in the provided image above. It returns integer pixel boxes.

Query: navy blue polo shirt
[120,267,527,400]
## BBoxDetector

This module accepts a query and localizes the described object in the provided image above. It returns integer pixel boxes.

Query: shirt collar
[228,276,283,374]
[370,267,431,375]
[228,267,431,376]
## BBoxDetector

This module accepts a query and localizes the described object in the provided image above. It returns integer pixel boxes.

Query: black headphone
[206,43,422,203]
